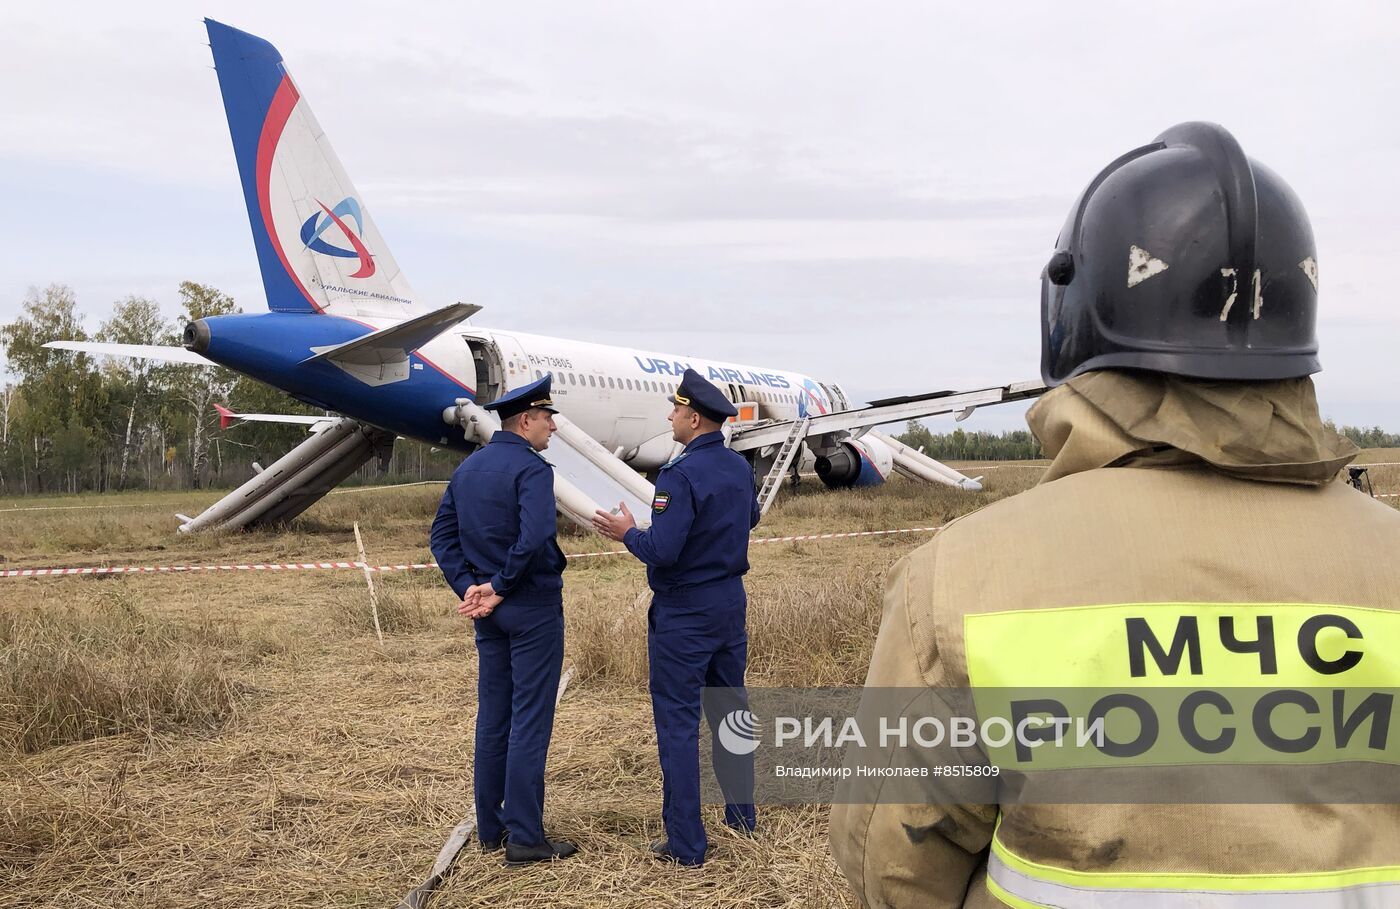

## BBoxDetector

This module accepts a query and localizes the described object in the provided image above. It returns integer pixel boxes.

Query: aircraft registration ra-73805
[47,20,1045,533]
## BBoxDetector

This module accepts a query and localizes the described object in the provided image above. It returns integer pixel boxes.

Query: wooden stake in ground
[395,815,478,909]
[352,521,385,649]
[396,657,579,908]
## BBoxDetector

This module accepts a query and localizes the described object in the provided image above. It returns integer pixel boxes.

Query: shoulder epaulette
[660,451,691,471]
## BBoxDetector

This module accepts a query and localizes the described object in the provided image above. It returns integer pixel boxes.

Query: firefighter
[830,122,1400,907]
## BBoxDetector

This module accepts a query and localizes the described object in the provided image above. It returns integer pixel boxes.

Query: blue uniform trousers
[473,596,565,847]
[648,592,757,865]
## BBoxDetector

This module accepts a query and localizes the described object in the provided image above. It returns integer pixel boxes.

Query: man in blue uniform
[430,374,578,866]
[592,368,760,866]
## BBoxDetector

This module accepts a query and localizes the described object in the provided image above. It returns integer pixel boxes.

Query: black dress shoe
[480,832,508,853]
[649,839,707,866]
[504,838,579,865]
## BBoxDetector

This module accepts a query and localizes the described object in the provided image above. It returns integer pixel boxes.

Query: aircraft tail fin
[204,20,422,319]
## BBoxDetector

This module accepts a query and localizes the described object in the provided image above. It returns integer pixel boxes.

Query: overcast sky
[2,2,1397,431]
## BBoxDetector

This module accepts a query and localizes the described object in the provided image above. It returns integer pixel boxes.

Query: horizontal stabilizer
[43,341,215,366]
[214,403,330,430]
[302,302,479,385]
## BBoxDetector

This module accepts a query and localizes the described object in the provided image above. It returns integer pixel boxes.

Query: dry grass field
[1,455,1394,908]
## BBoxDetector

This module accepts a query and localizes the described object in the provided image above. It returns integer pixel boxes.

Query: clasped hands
[459,582,504,619]
[461,502,637,619]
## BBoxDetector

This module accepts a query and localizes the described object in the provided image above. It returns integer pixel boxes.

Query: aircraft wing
[182,400,654,534]
[448,400,654,530]
[543,413,655,529]
[178,418,395,532]
[43,341,215,366]
[728,380,1047,452]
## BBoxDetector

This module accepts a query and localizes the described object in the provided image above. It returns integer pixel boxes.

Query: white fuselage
[409,322,851,469]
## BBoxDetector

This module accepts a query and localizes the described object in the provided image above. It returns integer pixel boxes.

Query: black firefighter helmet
[1041,121,1320,386]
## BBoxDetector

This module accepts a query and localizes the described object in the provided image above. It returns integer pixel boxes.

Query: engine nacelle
[815,436,893,489]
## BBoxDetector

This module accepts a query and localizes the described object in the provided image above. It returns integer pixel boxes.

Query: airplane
[46,20,1044,533]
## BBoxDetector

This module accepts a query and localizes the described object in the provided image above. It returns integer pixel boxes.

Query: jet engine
[814,436,893,488]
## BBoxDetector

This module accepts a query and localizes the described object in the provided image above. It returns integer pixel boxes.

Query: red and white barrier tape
[1,525,944,579]
[0,481,453,515]
[746,525,942,544]
[0,502,170,514]
[3,561,418,578]
[326,480,448,495]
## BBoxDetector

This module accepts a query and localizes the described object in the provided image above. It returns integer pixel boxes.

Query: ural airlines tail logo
[300,197,376,278]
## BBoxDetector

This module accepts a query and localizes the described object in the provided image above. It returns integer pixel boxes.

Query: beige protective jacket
[830,371,1400,909]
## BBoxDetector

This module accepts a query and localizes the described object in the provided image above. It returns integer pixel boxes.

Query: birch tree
[97,296,173,489]
[174,281,239,487]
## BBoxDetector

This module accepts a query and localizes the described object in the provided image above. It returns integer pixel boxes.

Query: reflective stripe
[989,839,1400,909]
[964,602,1400,690]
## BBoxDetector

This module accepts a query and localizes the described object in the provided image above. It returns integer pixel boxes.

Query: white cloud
[3,1,1399,426]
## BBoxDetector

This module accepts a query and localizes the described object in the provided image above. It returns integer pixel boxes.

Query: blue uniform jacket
[430,432,566,603]
[623,431,760,601]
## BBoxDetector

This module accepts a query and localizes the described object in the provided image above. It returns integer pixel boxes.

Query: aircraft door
[459,333,507,405]
[819,382,844,410]
[489,332,535,393]
[723,382,752,403]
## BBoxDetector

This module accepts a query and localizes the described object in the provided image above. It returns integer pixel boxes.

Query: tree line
[894,423,1045,461]
[5,282,1396,494]
[0,283,460,496]
[894,420,1400,461]
[1327,423,1400,449]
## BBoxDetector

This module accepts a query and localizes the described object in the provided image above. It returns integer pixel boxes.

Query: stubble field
[1,452,1395,908]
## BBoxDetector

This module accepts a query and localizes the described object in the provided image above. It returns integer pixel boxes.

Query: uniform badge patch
[652,492,671,513]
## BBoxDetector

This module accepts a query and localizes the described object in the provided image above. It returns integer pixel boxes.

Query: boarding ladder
[755,417,810,516]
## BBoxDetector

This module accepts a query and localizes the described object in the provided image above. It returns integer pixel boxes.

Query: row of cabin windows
[533,368,677,394]
[530,368,801,407]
